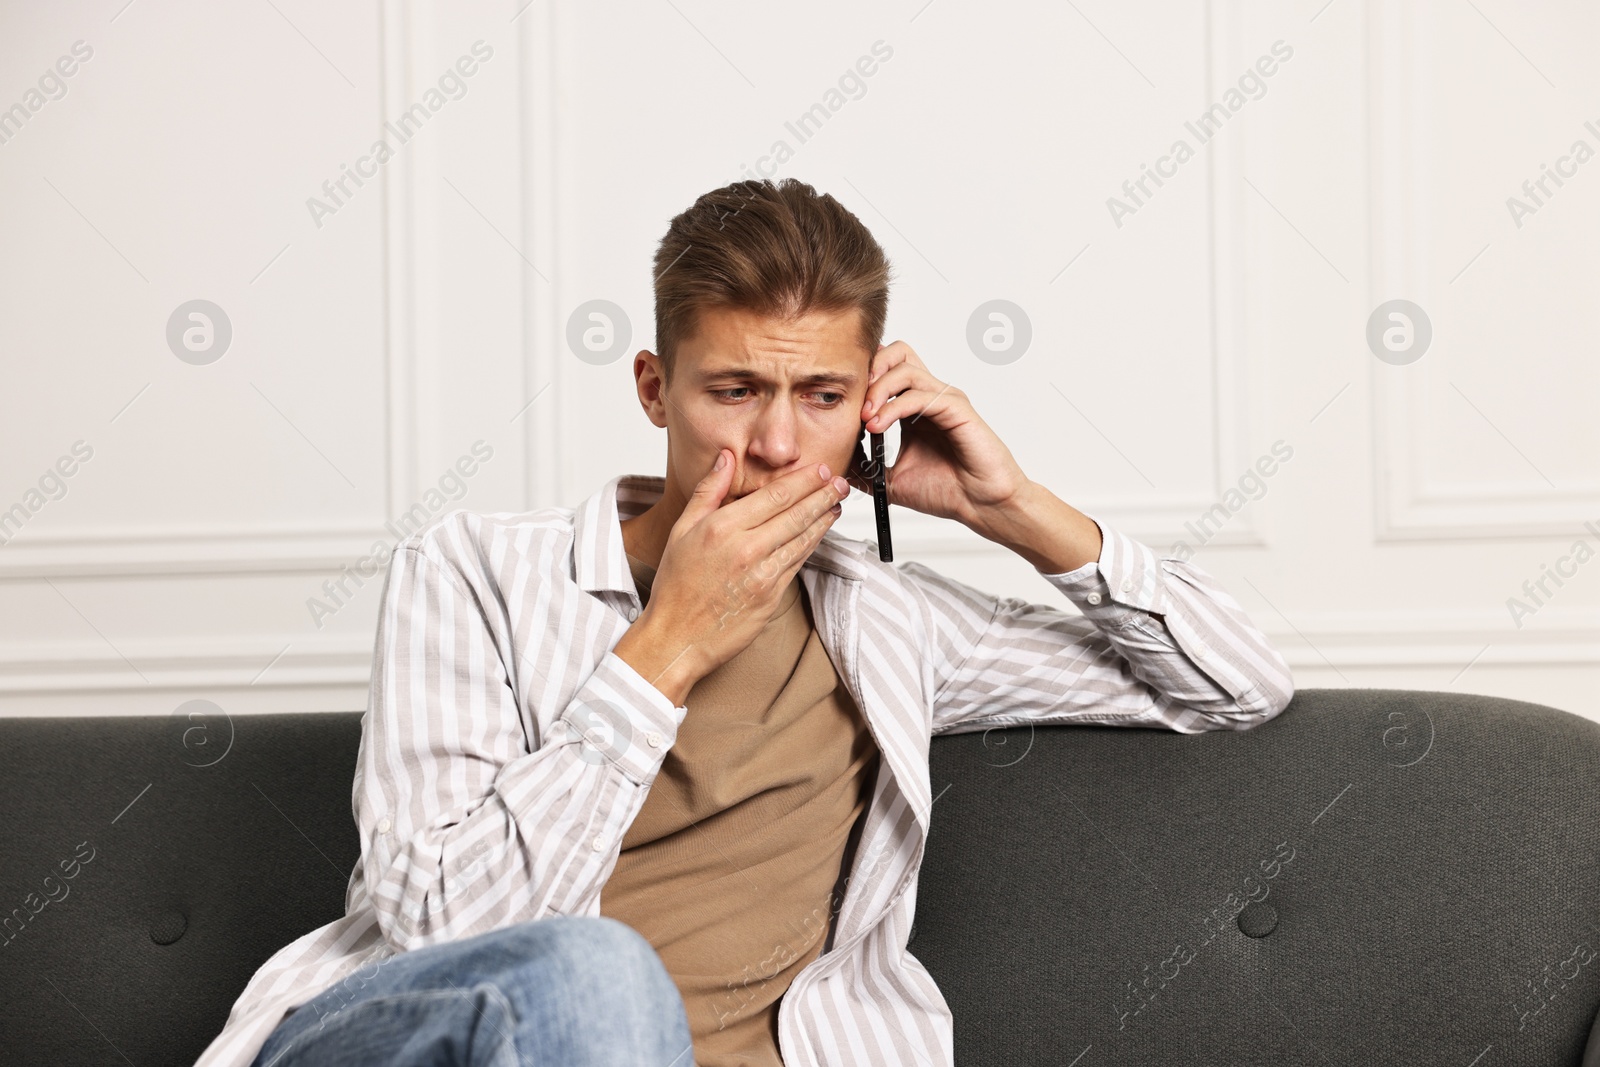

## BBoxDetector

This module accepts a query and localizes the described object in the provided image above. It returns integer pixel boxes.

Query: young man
[197,178,1292,1067]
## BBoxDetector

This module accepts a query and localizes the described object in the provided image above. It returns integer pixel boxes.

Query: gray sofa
[2,688,1598,1065]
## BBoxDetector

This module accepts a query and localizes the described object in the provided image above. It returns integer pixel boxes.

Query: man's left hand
[849,341,1031,528]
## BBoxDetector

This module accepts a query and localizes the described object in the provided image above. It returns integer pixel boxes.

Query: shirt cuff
[1038,515,1171,625]
[554,649,688,786]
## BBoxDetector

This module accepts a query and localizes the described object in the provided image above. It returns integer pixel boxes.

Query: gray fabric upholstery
[0,709,364,1065]
[915,688,1600,1064]
[1,688,1596,1065]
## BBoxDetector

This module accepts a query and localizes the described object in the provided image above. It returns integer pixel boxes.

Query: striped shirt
[193,472,1293,1067]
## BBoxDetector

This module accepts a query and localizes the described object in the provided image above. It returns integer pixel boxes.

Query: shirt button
[377,818,391,834]
[591,835,606,852]
[1086,592,1102,605]
[1120,578,1134,593]
[625,606,639,621]
[646,731,662,748]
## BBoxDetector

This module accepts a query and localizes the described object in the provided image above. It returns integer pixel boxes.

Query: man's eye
[711,389,842,405]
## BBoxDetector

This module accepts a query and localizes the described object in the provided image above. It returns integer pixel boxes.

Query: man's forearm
[967,480,1104,574]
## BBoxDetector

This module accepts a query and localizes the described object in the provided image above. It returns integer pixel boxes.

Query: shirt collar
[572,473,868,597]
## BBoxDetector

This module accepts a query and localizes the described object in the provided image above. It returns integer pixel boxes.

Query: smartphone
[851,422,893,562]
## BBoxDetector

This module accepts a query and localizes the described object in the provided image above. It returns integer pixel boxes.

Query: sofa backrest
[914,687,1600,1065]
[1,689,1597,1066]
[0,708,364,1066]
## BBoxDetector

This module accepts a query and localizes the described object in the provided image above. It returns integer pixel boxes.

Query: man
[196,178,1292,1067]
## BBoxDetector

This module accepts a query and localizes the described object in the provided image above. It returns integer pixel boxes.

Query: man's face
[635,304,872,507]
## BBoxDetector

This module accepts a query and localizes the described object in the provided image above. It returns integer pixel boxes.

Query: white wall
[1,0,1595,720]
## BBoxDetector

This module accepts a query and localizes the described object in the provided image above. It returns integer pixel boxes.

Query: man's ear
[635,349,669,429]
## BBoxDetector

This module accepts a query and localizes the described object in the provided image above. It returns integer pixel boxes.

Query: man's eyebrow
[695,366,861,388]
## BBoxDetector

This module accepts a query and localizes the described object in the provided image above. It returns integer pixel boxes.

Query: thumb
[682,448,734,523]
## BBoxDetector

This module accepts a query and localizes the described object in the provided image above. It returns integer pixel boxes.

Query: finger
[866,383,959,432]
[681,448,735,527]
[869,343,902,384]
[753,471,848,562]
[870,341,923,379]
[862,359,928,421]
[734,482,840,604]
[733,461,838,532]
[773,489,843,585]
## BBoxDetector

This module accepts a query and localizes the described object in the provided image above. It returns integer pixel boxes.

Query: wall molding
[0,634,374,695]
[522,0,563,513]
[6,1,1593,717]
[0,524,399,578]
[517,0,1268,556]
[0,3,433,582]
[1366,0,1600,542]
[2,609,1592,705]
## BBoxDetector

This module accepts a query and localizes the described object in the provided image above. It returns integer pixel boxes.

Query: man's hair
[651,178,893,386]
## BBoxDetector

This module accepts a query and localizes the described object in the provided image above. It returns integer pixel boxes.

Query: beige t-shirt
[600,552,880,1066]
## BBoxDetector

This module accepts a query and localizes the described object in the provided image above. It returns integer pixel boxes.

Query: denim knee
[495,915,674,992]
[485,915,691,1057]
[255,917,689,1067]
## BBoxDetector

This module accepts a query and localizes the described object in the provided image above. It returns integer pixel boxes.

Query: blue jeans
[250,915,695,1067]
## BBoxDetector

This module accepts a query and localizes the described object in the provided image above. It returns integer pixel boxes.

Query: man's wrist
[968,480,1104,574]
[612,610,703,707]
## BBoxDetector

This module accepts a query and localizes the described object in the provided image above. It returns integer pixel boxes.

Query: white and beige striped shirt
[194,472,1293,1067]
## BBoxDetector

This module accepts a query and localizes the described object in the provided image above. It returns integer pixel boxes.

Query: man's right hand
[615,449,851,705]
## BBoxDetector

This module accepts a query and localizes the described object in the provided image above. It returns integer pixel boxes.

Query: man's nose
[745,402,801,468]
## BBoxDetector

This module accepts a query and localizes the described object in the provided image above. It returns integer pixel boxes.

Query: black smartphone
[851,423,893,562]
